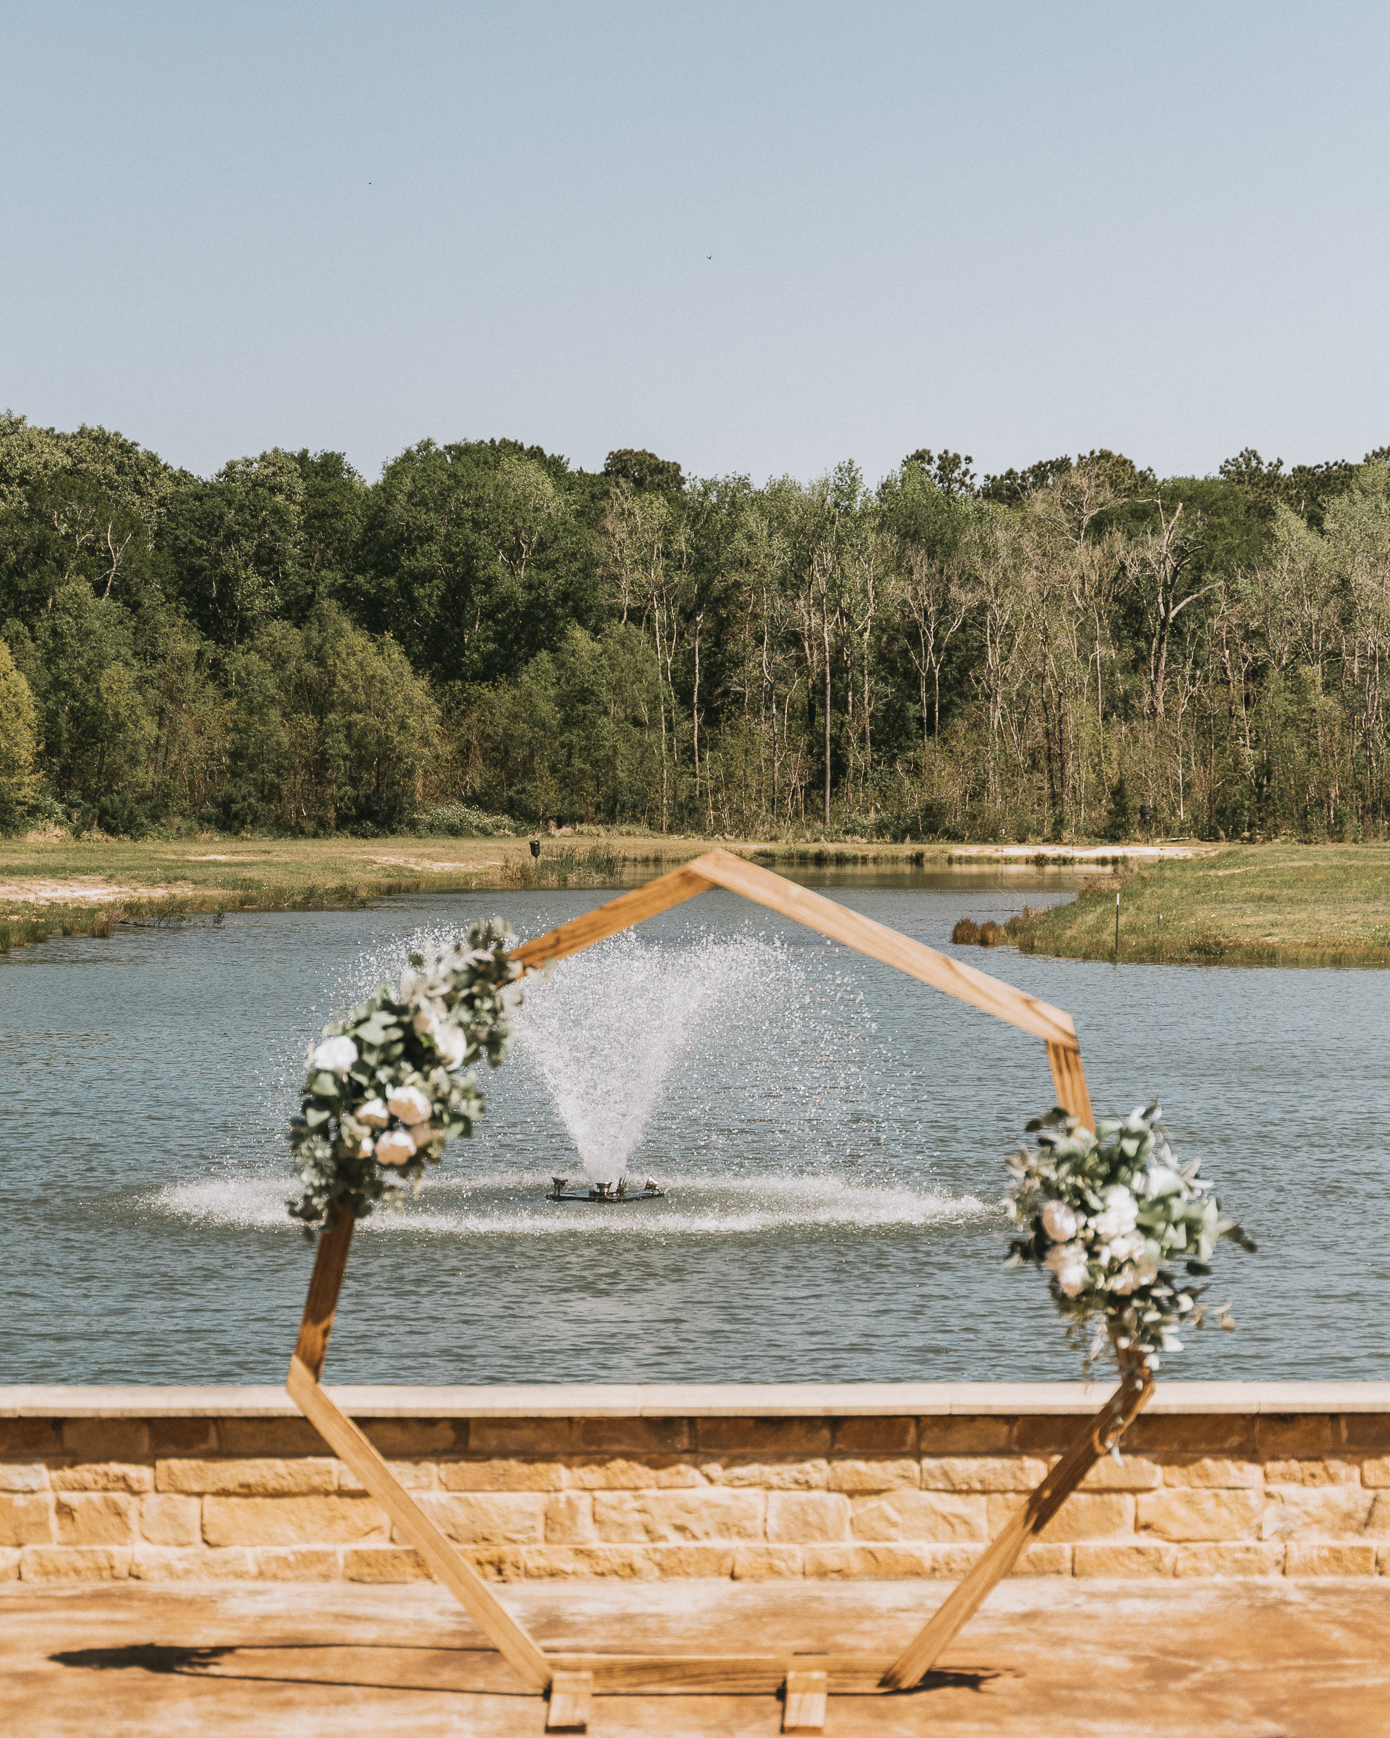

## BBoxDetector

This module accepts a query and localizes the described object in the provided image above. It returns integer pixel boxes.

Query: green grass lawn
[1006,843,1390,966]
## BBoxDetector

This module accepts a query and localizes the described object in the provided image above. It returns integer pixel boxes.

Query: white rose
[1042,1200,1079,1242]
[313,1036,358,1077]
[1092,1185,1138,1239]
[386,1085,433,1126]
[1108,1265,1140,1295]
[356,1098,390,1129]
[375,1128,416,1166]
[432,1023,468,1069]
[411,1122,441,1151]
[1044,1241,1090,1296]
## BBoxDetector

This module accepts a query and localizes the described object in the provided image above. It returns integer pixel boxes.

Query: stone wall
[3,1385,1388,1585]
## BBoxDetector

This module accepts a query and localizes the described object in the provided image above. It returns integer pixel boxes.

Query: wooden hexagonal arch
[285,849,1151,1732]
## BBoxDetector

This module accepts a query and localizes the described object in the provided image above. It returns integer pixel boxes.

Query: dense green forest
[2,408,1389,842]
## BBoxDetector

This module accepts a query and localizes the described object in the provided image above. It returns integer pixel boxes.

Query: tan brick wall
[2,1409,1387,1583]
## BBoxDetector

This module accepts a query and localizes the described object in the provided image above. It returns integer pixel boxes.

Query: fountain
[513,931,769,1203]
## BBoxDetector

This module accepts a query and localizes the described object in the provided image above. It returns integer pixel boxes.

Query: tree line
[2,408,1388,842]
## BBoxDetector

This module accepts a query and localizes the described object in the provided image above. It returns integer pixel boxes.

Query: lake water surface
[2,871,1384,1386]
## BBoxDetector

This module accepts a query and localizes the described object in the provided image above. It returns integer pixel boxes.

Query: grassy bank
[0,833,961,952]
[1006,843,1390,966]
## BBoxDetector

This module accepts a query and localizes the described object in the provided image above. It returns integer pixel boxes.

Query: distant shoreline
[2,834,1387,967]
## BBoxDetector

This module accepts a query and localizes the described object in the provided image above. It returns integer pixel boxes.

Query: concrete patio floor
[3,1578,1386,1737]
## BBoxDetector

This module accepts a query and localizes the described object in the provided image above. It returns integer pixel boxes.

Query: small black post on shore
[1114,889,1120,960]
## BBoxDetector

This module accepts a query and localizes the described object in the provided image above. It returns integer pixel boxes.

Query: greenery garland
[1005,1104,1256,1373]
[288,919,525,1232]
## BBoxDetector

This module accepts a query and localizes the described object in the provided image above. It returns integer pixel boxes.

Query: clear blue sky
[3,1,1387,485]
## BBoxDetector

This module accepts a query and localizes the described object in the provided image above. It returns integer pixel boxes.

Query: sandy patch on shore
[0,877,191,905]
[370,855,504,872]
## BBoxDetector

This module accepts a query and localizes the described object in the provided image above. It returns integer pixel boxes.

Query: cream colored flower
[356,1098,390,1129]
[1092,1185,1138,1239]
[386,1085,432,1126]
[376,1128,416,1166]
[1042,1200,1079,1242]
[410,1122,441,1151]
[313,1036,357,1076]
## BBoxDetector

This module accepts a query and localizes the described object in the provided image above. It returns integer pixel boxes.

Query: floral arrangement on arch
[1005,1103,1255,1373]
[288,919,525,1231]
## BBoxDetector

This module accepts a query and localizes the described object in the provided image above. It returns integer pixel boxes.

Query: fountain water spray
[513,932,779,1194]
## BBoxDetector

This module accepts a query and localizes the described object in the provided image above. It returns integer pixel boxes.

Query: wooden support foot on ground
[783,1665,828,1733]
[880,1362,1155,1689]
[546,1671,593,1733]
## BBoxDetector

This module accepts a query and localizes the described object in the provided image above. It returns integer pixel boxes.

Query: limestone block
[696,1419,831,1456]
[1073,1542,1175,1578]
[827,1459,918,1494]
[1010,1419,1087,1456]
[1363,1493,1390,1536]
[1379,1544,1390,1575]
[0,1463,48,1493]
[651,1544,737,1577]
[1255,1416,1332,1459]
[1174,1543,1285,1577]
[1284,1542,1376,1575]
[575,1418,694,1455]
[255,1547,342,1580]
[21,1545,132,1581]
[1125,1416,1256,1456]
[1076,1456,1162,1491]
[1359,1458,1390,1488]
[564,1457,707,1490]
[851,1491,987,1543]
[0,1548,19,1580]
[0,1494,53,1546]
[202,1495,387,1548]
[360,1419,458,1457]
[0,1421,61,1456]
[460,1547,525,1581]
[545,1493,597,1544]
[920,1457,1047,1492]
[337,1459,435,1494]
[1260,1487,1374,1540]
[414,1493,545,1546]
[832,1418,917,1454]
[441,1459,571,1492]
[468,1418,575,1455]
[990,1492,1134,1543]
[766,1492,851,1544]
[522,1545,657,1580]
[343,1545,428,1582]
[147,1419,219,1457]
[1261,1459,1358,1487]
[138,1494,201,1547]
[50,1462,154,1494]
[131,1547,256,1581]
[217,1419,324,1456]
[60,1420,150,1462]
[1159,1458,1262,1489]
[732,1545,804,1579]
[157,1457,338,1496]
[1340,1415,1390,1451]
[1010,1543,1072,1576]
[918,1418,1012,1454]
[1136,1490,1261,1543]
[805,1543,978,1579]
[54,1493,134,1546]
[705,1459,826,1491]
[592,1489,764,1544]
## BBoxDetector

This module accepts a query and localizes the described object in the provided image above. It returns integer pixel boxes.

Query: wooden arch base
[286,849,1154,1732]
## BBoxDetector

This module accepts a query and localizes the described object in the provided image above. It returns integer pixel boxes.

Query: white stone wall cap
[1,1381,1388,1419]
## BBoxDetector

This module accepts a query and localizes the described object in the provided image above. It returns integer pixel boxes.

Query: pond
[3,869,1383,1386]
